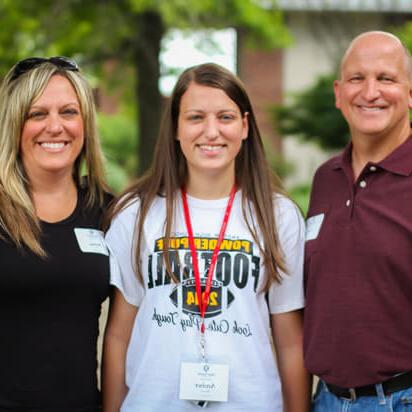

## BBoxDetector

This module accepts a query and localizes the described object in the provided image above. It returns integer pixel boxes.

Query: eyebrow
[182,108,239,113]
[30,101,80,108]
[344,69,397,77]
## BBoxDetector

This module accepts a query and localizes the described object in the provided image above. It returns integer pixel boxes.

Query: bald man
[304,31,412,411]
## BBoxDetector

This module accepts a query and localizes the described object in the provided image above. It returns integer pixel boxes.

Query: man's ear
[334,80,341,109]
[408,85,412,110]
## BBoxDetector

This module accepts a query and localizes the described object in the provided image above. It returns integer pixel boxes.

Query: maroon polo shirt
[304,135,412,388]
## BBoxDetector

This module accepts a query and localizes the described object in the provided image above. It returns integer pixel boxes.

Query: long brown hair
[109,63,288,289]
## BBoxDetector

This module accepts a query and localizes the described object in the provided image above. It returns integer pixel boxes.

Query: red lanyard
[181,184,237,334]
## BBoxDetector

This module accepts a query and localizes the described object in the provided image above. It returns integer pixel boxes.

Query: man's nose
[362,79,380,101]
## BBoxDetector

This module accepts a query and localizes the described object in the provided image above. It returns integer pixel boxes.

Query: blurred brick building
[237,0,412,185]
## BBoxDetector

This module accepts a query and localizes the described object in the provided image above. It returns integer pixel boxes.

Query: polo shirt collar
[330,143,352,171]
[331,133,412,177]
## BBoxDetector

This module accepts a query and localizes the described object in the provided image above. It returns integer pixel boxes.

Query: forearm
[271,311,311,412]
[276,343,311,412]
[102,333,129,412]
[102,288,138,411]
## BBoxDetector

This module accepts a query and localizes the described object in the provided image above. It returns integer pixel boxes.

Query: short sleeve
[268,196,305,314]
[105,200,144,307]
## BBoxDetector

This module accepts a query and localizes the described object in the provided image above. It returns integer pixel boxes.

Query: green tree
[0,0,290,175]
[396,22,412,53]
[273,73,349,150]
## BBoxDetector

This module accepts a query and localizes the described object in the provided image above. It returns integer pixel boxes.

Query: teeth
[199,145,222,151]
[360,107,384,111]
[40,142,65,149]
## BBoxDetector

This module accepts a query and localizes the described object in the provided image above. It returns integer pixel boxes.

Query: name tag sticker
[179,361,229,403]
[74,228,108,255]
[306,213,325,241]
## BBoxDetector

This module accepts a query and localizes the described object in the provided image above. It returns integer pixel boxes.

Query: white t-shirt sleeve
[268,196,305,314]
[105,201,144,307]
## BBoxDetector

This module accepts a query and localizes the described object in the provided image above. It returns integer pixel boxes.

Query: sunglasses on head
[10,56,79,81]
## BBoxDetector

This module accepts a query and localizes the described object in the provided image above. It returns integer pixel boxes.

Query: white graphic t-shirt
[106,191,305,412]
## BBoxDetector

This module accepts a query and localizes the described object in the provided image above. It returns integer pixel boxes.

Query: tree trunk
[134,11,164,176]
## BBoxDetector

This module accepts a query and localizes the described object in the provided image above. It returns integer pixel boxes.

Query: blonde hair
[0,61,107,255]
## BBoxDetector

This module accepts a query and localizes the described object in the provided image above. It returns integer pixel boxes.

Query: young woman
[103,63,310,411]
[0,57,111,411]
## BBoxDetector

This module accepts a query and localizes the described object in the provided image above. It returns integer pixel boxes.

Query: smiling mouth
[39,142,67,149]
[197,144,225,151]
[357,105,387,112]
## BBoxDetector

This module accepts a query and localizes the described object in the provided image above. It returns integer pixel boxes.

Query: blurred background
[3,0,412,214]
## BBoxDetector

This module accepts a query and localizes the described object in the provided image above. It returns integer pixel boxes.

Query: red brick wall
[238,47,283,152]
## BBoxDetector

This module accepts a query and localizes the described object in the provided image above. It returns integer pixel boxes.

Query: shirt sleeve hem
[269,301,305,315]
[110,280,140,307]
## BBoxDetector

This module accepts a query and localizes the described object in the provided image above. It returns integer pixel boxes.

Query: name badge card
[305,213,325,241]
[74,228,108,255]
[179,362,229,403]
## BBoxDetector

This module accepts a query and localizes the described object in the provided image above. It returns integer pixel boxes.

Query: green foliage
[263,139,294,179]
[396,22,412,52]
[289,183,311,216]
[273,74,350,150]
[0,0,290,176]
[270,153,294,179]
[0,1,43,69]
[105,159,130,194]
[389,23,412,123]
[98,111,138,182]
[0,0,290,71]
[158,0,291,48]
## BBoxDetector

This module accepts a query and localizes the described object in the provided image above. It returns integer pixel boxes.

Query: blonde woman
[103,63,310,411]
[0,57,111,411]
